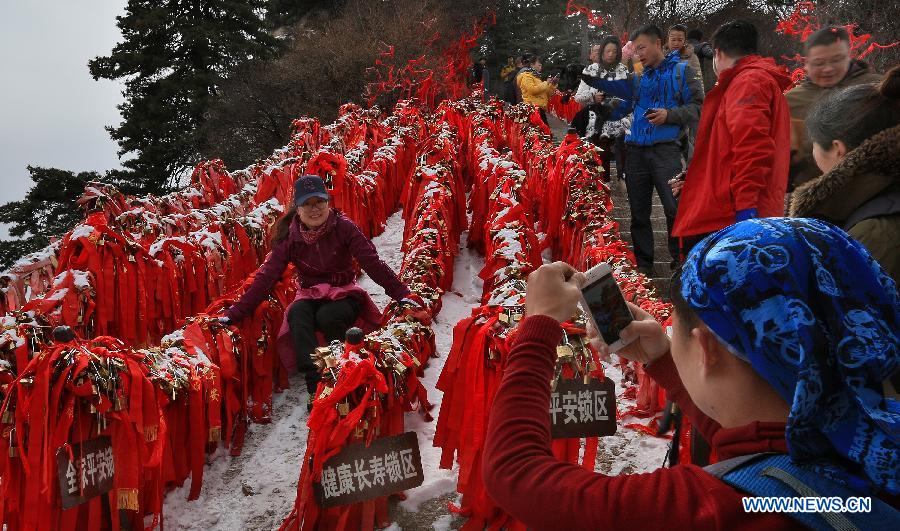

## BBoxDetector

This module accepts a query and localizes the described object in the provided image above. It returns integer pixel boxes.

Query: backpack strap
[630,71,642,110]
[675,61,687,102]
[706,453,900,531]
[704,452,774,478]
[844,189,900,230]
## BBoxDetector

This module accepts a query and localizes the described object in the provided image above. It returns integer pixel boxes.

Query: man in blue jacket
[583,24,704,273]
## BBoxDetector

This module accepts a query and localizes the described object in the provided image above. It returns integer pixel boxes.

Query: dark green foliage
[0,166,103,269]
[265,0,344,28]
[482,0,589,71]
[88,0,280,194]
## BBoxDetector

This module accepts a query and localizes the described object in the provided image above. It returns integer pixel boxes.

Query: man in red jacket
[671,20,790,257]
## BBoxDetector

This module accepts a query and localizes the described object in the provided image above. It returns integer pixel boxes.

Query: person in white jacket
[574,36,632,178]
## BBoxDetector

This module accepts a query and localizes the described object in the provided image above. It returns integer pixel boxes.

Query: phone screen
[582,273,633,345]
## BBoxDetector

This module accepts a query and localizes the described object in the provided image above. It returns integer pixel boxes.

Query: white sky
[0,0,127,239]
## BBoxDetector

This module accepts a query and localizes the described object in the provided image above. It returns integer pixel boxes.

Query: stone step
[611,204,667,215]
[650,277,673,297]
[619,241,674,263]
[618,229,671,243]
[616,218,669,232]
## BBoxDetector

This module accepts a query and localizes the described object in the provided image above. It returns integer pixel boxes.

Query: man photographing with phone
[581,24,704,274]
[481,217,900,529]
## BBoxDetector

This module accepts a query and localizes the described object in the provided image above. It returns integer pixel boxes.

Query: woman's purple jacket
[225,211,410,322]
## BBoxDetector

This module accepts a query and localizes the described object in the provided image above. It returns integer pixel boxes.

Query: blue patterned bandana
[680,218,899,495]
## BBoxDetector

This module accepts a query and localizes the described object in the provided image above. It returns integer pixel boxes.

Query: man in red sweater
[482,218,900,529]
[482,264,795,530]
[671,20,790,259]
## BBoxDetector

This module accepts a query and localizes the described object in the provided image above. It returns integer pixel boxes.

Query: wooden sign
[56,436,115,509]
[314,431,425,508]
[550,376,617,439]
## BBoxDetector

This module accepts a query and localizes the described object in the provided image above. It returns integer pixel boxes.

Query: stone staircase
[608,173,674,299]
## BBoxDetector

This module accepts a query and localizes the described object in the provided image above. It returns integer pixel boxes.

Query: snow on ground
[161,377,309,530]
[164,208,669,530]
[597,360,671,476]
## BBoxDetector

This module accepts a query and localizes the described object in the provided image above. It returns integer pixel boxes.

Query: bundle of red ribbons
[547,92,582,123]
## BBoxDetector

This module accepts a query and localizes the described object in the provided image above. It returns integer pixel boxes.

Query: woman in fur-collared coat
[790,66,900,284]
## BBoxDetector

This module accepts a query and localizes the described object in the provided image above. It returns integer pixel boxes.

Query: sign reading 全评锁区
[56,436,116,509]
[314,431,425,508]
[550,376,617,439]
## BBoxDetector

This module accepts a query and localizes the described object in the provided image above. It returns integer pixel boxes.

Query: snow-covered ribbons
[0,161,247,306]
[433,98,675,530]
[434,100,571,530]
[0,106,421,530]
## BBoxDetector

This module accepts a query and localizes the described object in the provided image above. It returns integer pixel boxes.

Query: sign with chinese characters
[550,376,617,439]
[56,436,116,509]
[314,431,425,508]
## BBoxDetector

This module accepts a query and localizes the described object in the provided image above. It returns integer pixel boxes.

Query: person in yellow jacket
[501,56,516,82]
[516,53,559,125]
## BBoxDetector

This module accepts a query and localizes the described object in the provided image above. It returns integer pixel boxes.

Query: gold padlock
[556,344,574,358]
[314,346,331,357]
[337,402,350,417]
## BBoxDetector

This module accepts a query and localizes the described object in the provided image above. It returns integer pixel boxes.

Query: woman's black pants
[287,297,361,396]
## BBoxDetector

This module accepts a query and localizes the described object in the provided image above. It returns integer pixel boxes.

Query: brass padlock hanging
[8,428,17,458]
[556,344,574,359]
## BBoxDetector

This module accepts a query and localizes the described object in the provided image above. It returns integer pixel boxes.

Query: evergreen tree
[89,0,279,195]
[482,0,606,74]
[0,167,103,269]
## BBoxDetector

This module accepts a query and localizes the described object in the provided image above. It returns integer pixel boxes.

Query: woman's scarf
[295,209,336,245]
[680,217,899,495]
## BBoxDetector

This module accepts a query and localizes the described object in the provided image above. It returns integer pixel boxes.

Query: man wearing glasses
[786,26,881,190]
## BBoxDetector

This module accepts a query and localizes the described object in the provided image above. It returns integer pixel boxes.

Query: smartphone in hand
[580,262,635,352]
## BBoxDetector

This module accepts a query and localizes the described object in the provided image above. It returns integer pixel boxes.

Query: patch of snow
[69,224,96,241]
[162,378,309,530]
